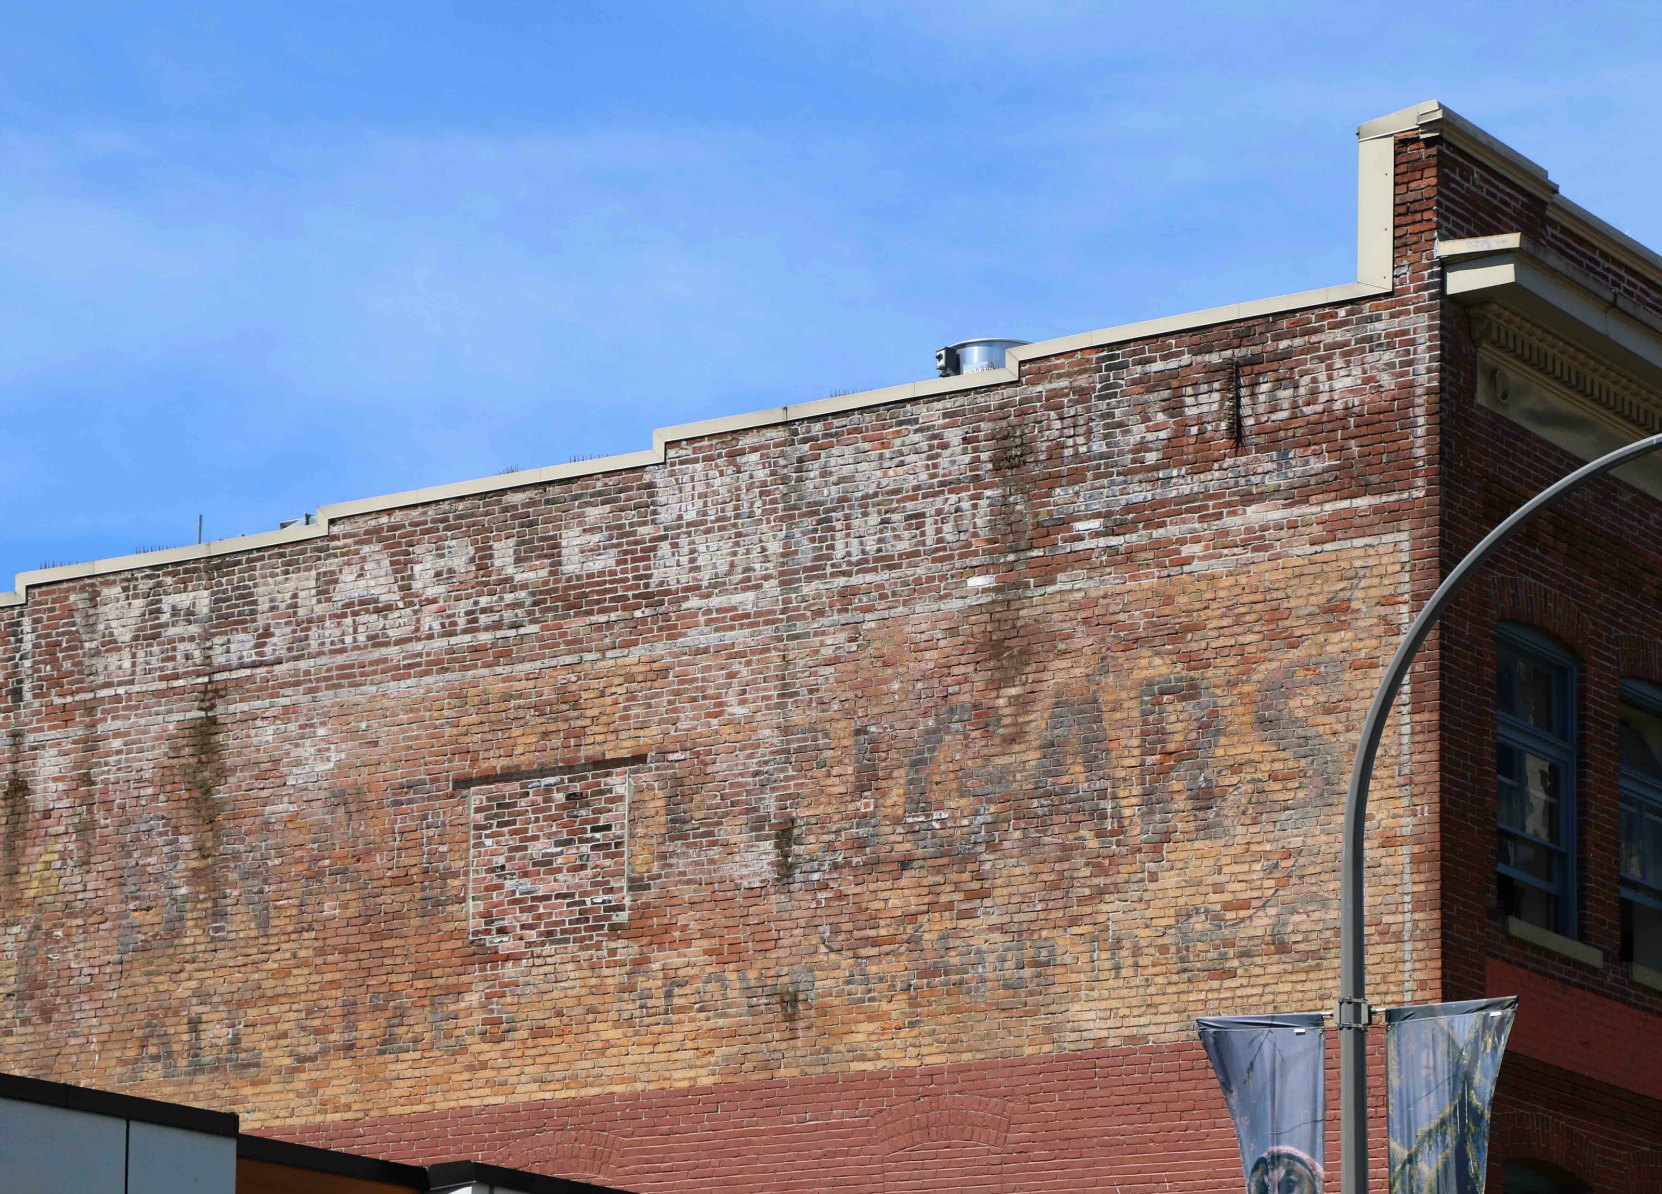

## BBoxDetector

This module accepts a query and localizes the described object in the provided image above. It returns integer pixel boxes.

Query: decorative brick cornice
[1489,1107,1600,1188]
[1471,304,1662,435]
[1629,1149,1662,1194]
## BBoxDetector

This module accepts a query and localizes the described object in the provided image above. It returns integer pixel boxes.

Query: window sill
[1632,963,1662,992]
[1505,917,1604,968]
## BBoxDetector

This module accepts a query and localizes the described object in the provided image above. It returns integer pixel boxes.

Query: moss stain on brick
[186,684,225,847]
[73,768,97,881]
[772,814,796,883]
[184,682,228,932]
[775,985,802,1024]
[2,730,27,897]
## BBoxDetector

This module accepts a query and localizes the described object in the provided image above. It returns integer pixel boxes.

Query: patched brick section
[883,1142,1002,1193]
[465,761,637,950]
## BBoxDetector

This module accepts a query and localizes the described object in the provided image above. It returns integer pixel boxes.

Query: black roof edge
[426,1159,634,1193]
[238,1133,427,1186]
[0,1071,237,1137]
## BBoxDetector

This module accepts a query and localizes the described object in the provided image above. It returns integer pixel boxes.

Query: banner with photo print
[1198,1013,1326,1194]
[1385,997,1517,1194]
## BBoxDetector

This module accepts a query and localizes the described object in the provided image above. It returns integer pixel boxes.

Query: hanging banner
[1385,997,1517,1194]
[1197,1013,1326,1194]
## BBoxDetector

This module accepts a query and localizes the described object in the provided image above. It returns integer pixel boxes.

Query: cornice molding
[1471,303,1662,436]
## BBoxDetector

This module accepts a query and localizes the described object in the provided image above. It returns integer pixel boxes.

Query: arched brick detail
[870,1095,1013,1194]
[1485,577,1593,654]
[870,1093,1012,1151]
[500,1127,618,1181]
[1627,1149,1662,1194]
[1489,1109,1598,1189]
[1614,633,1662,689]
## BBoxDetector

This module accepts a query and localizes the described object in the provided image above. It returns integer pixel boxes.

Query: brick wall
[281,1040,1270,1193]
[19,125,1646,1191]
[278,1032,1662,1194]
[1435,137,1662,1185]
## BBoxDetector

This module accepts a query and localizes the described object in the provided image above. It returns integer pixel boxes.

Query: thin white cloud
[1,0,1658,579]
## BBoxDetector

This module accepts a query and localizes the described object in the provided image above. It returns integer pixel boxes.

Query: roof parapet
[1361,99,1662,284]
[22,99,1651,608]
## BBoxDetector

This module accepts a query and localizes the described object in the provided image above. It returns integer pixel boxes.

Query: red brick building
[3,100,1661,1192]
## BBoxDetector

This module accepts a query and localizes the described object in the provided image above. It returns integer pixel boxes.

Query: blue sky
[3,2,1659,589]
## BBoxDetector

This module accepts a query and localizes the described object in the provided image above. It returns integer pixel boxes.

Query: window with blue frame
[1618,682,1662,973]
[1495,626,1577,937]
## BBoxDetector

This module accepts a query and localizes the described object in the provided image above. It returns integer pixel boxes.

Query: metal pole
[1338,430,1662,1194]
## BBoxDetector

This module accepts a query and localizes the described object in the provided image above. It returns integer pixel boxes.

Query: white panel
[1355,133,1396,290]
[0,1097,125,1194]
[127,1120,237,1194]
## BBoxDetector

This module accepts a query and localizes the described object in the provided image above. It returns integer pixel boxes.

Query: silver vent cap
[935,337,1028,377]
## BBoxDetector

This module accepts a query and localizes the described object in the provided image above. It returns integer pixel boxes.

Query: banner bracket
[1335,995,1373,1029]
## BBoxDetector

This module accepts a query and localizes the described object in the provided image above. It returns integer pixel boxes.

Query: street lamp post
[1337,429,1662,1194]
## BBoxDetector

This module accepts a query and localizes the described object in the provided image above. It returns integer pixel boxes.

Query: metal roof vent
[935,337,1028,378]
